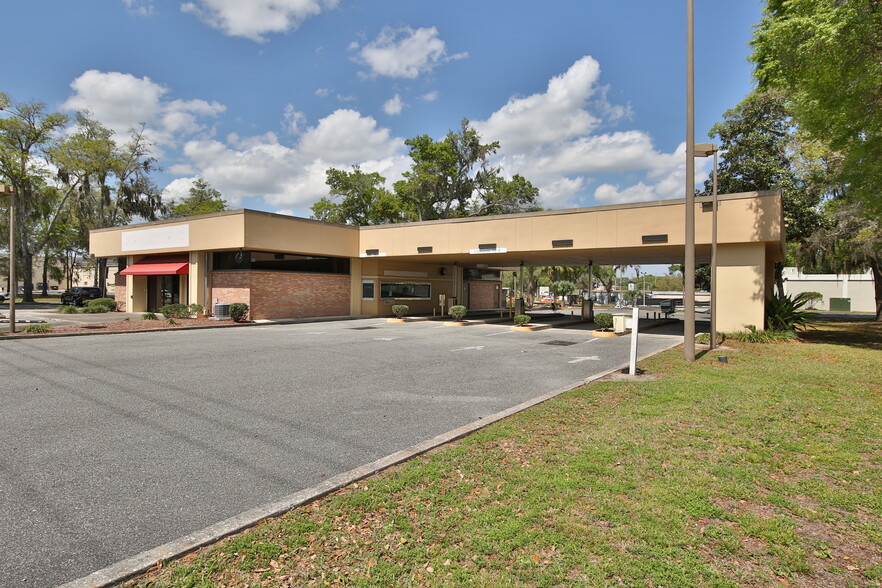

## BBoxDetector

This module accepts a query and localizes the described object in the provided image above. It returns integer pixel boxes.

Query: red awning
[120,262,189,276]
[120,254,190,276]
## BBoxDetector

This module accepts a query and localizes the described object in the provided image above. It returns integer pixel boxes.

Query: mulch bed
[2,317,248,337]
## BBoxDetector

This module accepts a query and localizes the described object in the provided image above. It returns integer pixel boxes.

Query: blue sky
[2,0,764,218]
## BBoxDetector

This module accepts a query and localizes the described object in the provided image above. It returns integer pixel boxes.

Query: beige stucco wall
[716,243,767,332]
[90,191,784,326]
[357,191,783,265]
[359,258,456,316]
[90,210,359,258]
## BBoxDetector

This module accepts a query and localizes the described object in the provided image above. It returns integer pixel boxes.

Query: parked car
[60,287,103,307]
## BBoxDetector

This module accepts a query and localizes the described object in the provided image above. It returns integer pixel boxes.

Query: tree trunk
[42,248,49,296]
[871,258,882,321]
[97,257,108,295]
[18,244,34,303]
[525,266,536,308]
[774,262,785,299]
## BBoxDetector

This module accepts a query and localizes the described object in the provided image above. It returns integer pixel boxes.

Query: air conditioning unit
[213,303,231,320]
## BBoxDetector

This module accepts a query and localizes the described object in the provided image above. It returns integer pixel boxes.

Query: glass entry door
[147,275,180,311]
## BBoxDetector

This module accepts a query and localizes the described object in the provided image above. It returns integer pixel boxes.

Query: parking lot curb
[59,335,683,588]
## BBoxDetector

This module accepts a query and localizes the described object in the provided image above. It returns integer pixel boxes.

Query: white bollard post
[629,305,640,376]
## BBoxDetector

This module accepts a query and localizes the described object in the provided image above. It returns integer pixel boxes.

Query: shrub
[801,291,823,309]
[159,303,190,319]
[696,332,727,345]
[391,304,409,318]
[23,324,52,333]
[166,317,177,325]
[727,324,798,343]
[142,312,158,320]
[593,312,614,330]
[765,293,812,332]
[80,304,112,313]
[229,302,249,322]
[514,314,532,326]
[188,303,204,317]
[449,305,468,321]
[57,305,78,314]
[87,297,117,310]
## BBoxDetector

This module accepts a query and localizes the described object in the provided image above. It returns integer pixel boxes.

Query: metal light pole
[684,0,696,361]
[695,143,719,349]
[3,184,15,333]
[711,147,718,350]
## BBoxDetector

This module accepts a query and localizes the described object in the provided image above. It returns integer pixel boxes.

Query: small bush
[80,304,112,313]
[188,303,204,317]
[57,305,78,314]
[166,317,177,325]
[801,291,823,310]
[142,312,158,320]
[727,324,798,343]
[87,297,117,310]
[514,314,532,326]
[449,305,468,321]
[696,332,727,345]
[391,304,409,318]
[23,324,52,333]
[159,303,190,319]
[594,312,614,330]
[229,302,249,322]
[766,293,812,331]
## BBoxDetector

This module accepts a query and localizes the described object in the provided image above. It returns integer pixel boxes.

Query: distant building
[782,267,875,313]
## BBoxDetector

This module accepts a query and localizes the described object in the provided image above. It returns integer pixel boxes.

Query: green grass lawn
[130,318,881,587]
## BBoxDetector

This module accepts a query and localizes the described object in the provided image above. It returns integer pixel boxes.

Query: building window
[213,250,350,274]
[463,269,501,281]
[362,280,375,300]
[380,282,431,299]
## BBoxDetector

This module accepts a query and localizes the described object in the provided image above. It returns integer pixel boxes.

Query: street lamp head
[694,143,718,157]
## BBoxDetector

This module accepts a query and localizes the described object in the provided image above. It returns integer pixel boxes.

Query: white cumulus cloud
[353,25,467,79]
[62,70,225,148]
[299,109,399,162]
[180,0,339,43]
[473,56,697,209]
[123,0,156,16]
[164,109,408,213]
[383,94,404,116]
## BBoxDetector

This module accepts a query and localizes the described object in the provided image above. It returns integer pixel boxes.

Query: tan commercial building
[89,190,784,332]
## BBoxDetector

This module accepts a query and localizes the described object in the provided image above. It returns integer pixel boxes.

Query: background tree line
[0,93,226,302]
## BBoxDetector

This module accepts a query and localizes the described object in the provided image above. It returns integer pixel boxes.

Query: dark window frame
[380,282,432,300]
[212,250,350,275]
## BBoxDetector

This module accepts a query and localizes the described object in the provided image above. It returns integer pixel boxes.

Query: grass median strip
[128,318,881,587]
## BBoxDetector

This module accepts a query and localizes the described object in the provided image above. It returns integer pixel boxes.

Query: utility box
[829,297,851,312]
[613,314,633,333]
[213,303,231,320]
[659,299,676,315]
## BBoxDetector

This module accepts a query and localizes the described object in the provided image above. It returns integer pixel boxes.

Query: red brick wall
[114,273,127,312]
[211,271,350,320]
[467,280,501,310]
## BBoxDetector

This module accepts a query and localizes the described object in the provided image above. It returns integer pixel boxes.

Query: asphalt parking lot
[1,317,681,587]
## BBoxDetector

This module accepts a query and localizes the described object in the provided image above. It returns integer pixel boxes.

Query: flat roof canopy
[90,190,784,268]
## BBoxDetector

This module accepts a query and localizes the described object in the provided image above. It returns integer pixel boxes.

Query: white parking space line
[484,330,515,337]
[374,337,400,341]
[568,356,601,363]
[585,338,599,343]
[451,345,485,352]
